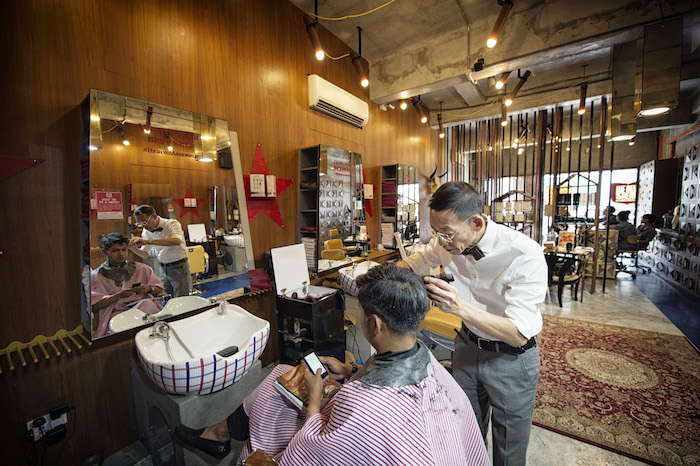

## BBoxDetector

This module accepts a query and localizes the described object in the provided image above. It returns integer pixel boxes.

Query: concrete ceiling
[288,0,699,126]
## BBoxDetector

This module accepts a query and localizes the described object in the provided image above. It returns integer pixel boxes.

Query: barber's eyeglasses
[428,216,472,244]
[135,215,154,228]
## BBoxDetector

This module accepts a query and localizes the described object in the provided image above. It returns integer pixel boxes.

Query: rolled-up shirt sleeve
[502,248,547,339]
[402,238,445,274]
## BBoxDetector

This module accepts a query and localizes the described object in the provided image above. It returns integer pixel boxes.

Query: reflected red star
[173,187,204,218]
[243,142,294,229]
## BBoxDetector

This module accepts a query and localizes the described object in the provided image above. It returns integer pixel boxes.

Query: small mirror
[81,90,253,340]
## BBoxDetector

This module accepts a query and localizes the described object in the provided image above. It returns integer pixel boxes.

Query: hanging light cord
[326,52,350,60]
[308,0,395,20]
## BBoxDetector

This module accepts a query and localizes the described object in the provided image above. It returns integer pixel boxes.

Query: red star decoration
[173,187,204,218]
[0,155,45,182]
[363,170,376,218]
[243,142,294,229]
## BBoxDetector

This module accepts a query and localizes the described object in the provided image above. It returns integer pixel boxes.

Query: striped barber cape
[236,350,488,466]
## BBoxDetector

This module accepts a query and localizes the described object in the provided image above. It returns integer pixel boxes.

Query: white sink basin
[135,303,269,395]
[338,261,379,296]
[109,296,211,334]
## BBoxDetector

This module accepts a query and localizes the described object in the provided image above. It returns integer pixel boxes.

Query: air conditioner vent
[308,74,369,128]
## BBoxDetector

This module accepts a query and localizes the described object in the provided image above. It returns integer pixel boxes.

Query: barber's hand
[303,366,324,416]
[319,356,352,380]
[423,276,463,316]
[129,237,146,247]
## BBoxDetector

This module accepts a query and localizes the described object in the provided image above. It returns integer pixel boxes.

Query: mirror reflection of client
[129,204,191,297]
[175,264,489,465]
[91,233,164,338]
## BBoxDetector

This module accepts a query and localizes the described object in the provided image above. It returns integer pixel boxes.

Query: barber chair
[186,245,209,294]
[419,307,462,372]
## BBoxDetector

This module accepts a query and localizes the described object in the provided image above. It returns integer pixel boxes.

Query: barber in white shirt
[399,181,547,466]
[129,204,191,298]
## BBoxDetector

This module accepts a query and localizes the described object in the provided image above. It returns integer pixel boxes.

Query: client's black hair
[100,232,129,250]
[642,213,656,225]
[356,263,429,335]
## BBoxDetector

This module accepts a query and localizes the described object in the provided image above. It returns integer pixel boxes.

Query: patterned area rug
[534,316,700,465]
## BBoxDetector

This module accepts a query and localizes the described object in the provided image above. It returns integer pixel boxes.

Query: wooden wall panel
[0,0,436,463]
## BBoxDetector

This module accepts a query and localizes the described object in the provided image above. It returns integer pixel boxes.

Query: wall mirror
[81,89,254,340]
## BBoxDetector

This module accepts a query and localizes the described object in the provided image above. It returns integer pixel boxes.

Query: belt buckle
[477,337,487,350]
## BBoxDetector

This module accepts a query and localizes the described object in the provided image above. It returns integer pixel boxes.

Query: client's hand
[303,366,324,417]
[318,356,352,380]
[114,288,136,300]
[132,284,151,295]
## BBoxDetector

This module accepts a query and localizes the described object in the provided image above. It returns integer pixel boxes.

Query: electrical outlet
[26,412,68,442]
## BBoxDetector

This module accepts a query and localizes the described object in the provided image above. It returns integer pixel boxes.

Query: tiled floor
[108,271,699,465]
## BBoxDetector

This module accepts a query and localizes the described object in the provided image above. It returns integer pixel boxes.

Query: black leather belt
[160,258,187,267]
[459,325,536,355]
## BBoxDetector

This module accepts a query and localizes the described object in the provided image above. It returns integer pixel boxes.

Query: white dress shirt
[403,218,547,341]
[141,217,188,264]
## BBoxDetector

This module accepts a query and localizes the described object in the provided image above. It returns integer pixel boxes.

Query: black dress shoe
[174,425,231,459]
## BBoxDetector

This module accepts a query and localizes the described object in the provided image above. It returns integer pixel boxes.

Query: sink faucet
[218,301,227,315]
[149,321,195,361]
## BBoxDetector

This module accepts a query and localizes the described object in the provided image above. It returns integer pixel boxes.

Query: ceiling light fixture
[629,137,635,146]
[638,18,682,117]
[501,100,508,126]
[505,70,530,106]
[351,26,368,87]
[578,83,587,115]
[438,102,445,138]
[399,100,407,110]
[167,135,174,152]
[118,124,129,146]
[413,97,428,123]
[487,0,514,48]
[143,106,153,134]
[304,14,324,61]
[495,71,510,89]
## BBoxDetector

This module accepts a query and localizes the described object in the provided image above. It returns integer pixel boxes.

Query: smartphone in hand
[302,350,328,378]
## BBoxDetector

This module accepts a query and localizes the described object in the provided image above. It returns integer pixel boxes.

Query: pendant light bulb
[487,1,513,48]
[399,100,407,110]
[438,110,445,138]
[495,71,510,90]
[578,82,588,115]
[304,15,325,61]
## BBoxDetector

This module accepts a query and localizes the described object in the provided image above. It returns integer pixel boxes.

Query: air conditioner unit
[308,74,369,128]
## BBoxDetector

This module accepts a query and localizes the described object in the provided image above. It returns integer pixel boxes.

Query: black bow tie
[462,246,484,260]
[152,227,163,232]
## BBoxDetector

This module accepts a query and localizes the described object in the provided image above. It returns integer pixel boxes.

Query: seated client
[636,213,657,248]
[175,263,489,465]
[613,210,636,250]
[90,233,164,337]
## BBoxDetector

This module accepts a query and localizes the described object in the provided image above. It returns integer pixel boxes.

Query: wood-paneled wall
[0,0,436,462]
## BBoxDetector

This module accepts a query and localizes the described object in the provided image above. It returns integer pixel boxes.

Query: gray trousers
[159,260,191,298]
[452,335,540,466]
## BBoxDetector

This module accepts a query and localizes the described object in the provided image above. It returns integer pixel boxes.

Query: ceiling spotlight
[505,70,530,106]
[352,27,369,87]
[629,137,635,146]
[517,147,524,154]
[501,103,508,126]
[413,98,428,123]
[304,14,324,61]
[438,102,445,138]
[399,100,408,110]
[487,0,514,48]
[351,52,368,88]
[118,124,129,146]
[495,71,510,89]
[578,82,587,115]
[142,106,153,133]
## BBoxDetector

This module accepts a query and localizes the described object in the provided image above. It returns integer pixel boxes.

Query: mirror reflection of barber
[130,204,191,297]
